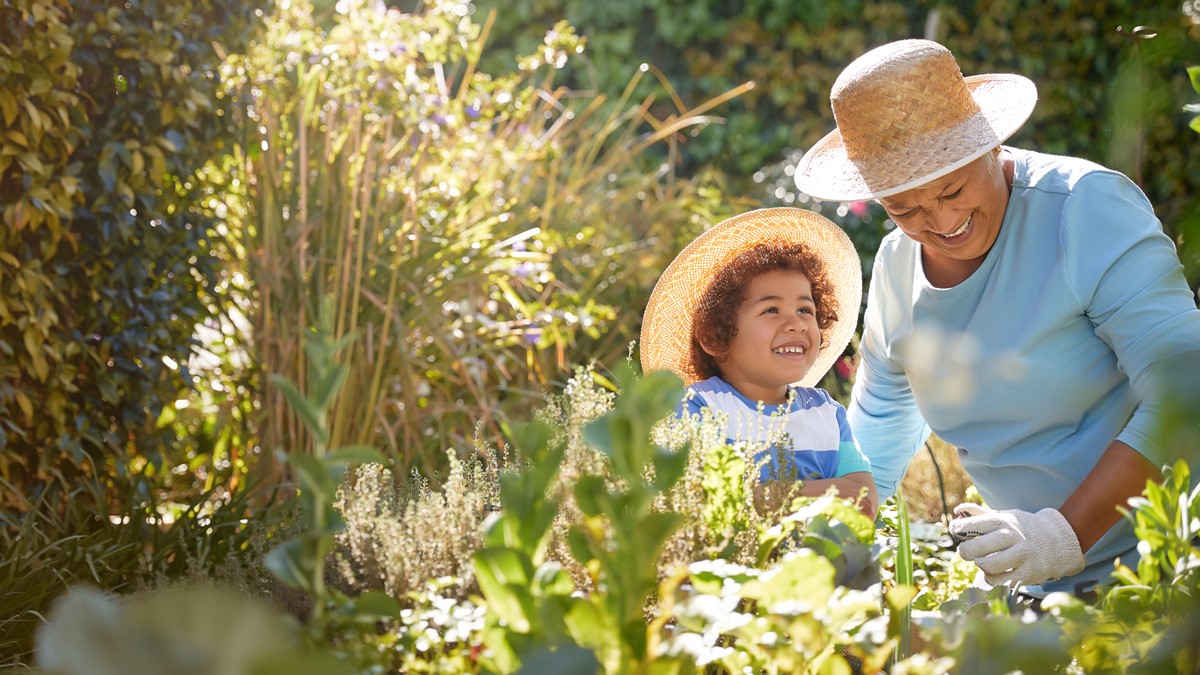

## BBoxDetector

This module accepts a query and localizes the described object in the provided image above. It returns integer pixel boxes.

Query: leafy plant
[212,0,748,479]
[0,0,265,501]
[1186,66,1200,134]
[1046,459,1200,673]
[262,301,384,622]
[473,364,690,673]
[658,494,895,674]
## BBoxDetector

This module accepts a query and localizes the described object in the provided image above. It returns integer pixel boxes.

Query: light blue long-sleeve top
[683,376,872,482]
[849,147,1200,594]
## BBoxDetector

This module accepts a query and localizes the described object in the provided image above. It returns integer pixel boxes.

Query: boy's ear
[696,336,720,359]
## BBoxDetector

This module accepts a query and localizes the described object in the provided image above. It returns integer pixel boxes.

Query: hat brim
[794,74,1037,201]
[640,207,861,389]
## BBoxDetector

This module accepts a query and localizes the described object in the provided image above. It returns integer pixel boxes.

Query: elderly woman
[795,39,1200,600]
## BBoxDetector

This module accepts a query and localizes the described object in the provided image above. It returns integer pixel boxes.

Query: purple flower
[466,105,480,119]
[523,328,541,345]
[513,262,533,277]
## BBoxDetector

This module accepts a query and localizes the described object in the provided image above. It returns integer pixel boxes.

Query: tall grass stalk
[213,0,749,477]
[893,489,914,663]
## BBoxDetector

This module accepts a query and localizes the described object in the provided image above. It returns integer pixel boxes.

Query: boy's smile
[703,269,821,404]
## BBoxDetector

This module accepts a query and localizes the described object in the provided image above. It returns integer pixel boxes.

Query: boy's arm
[799,472,878,519]
[753,471,879,519]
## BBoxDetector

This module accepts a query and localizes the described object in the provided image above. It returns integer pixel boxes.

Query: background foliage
[4,0,1200,669]
[0,0,264,500]
[474,0,1200,283]
[0,0,266,662]
[213,0,745,478]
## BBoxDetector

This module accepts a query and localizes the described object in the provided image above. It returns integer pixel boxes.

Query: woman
[793,39,1200,598]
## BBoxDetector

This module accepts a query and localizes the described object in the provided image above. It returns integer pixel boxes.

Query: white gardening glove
[948,503,1085,587]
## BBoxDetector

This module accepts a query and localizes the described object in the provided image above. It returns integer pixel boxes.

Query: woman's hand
[949,503,1085,586]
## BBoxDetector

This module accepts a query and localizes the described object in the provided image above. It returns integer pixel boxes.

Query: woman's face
[878,149,1010,264]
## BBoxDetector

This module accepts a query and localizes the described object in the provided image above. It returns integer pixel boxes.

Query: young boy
[640,208,877,518]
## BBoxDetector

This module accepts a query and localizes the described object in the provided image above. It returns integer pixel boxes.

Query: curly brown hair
[688,241,838,381]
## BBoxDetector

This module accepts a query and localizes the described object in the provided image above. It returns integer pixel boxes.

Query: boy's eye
[762,307,778,314]
[799,307,813,315]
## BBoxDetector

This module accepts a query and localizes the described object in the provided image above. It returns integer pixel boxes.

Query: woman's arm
[1060,440,1161,552]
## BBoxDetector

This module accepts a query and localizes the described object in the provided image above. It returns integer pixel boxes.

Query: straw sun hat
[640,207,861,389]
[794,39,1038,201]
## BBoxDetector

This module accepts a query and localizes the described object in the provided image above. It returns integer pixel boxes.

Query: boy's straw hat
[640,207,861,388]
[794,39,1037,201]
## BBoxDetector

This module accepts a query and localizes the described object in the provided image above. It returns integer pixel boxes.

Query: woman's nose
[927,205,962,234]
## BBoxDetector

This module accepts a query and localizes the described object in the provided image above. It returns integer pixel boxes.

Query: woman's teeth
[942,216,972,239]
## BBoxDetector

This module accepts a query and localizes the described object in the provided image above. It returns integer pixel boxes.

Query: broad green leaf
[563,600,622,675]
[742,550,836,609]
[310,363,348,411]
[351,590,402,619]
[254,652,357,675]
[474,547,535,632]
[325,445,385,465]
[287,453,335,502]
[651,445,690,491]
[515,643,601,675]
[573,475,609,517]
[532,561,576,598]
[265,538,320,591]
[1189,66,1200,95]
[268,374,327,445]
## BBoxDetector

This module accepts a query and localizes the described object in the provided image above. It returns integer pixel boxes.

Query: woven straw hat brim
[640,207,861,389]
[795,74,1037,201]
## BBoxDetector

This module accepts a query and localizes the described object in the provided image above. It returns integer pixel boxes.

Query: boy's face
[703,269,821,404]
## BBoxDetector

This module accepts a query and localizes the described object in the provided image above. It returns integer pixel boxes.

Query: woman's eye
[945,188,963,199]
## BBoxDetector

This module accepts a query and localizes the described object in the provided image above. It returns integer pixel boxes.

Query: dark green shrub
[0,0,265,498]
[0,0,267,665]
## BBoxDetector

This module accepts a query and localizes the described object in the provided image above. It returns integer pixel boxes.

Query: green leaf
[265,537,320,591]
[563,600,622,673]
[253,652,357,675]
[1188,66,1200,95]
[573,475,609,517]
[352,590,403,618]
[325,445,386,465]
[515,643,601,675]
[310,363,349,411]
[474,547,535,632]
[532,561,576,598]
[740,549,835,608]
[269,374,327,445]
[651,445,690,491]
[287,452,335,501]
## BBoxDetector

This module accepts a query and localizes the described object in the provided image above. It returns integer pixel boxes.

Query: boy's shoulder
[685,378,840,412]
[786,385,840,410]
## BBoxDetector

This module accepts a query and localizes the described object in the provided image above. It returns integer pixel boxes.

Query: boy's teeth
[774,346,805,354]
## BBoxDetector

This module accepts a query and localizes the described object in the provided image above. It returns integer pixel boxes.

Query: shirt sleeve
[848,255,933,501]
[833,399,872,477]
[1060,172,1200,467]
[678,387,708,420]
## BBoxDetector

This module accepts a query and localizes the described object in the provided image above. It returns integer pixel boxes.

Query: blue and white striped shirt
[681,376,872,482]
